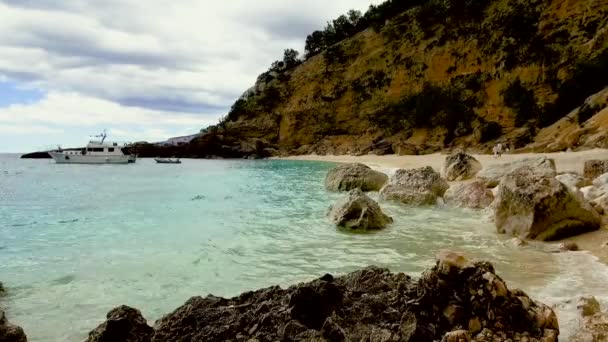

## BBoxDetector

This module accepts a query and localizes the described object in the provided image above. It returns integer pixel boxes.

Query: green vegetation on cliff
[144,0,608,158]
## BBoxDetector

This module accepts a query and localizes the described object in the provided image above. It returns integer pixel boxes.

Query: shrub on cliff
[502,78,540,127]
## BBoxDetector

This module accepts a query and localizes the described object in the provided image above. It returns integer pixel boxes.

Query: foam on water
[0,154,607,341]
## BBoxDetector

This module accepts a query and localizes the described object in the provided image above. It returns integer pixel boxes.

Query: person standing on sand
[493,143,503,158]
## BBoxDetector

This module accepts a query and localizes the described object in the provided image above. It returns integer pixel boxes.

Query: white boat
[49,132,137,164]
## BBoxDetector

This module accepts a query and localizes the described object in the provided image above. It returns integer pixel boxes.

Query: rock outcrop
[0,309,27,342]
[88,252,559,342]
[556,173,586,190]
[493,166,601,241]
[571,296,608,342]
[327,189,393,230]
[443,152,482,181]
[584,160,608,181]
[477,157,556,187]
[380,166,449,206]
[324,163,388,192]
[86,305,153,342]
[444,181,494,209]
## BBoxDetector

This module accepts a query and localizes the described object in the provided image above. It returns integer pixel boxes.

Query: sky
[0,0,382,152]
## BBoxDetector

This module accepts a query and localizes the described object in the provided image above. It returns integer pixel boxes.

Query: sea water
[0,154,606,341]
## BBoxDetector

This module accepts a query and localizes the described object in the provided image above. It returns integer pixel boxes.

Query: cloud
[0,0,384,151]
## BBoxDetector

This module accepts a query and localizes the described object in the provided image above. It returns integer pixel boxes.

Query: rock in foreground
[325,163,388,192]
[88,252,559,342]
[0,309,27,342]
[444,181,494,209]
[86,305,153,342]
[380,166,448,205]
[572,296,608,342]
[477,156,556,187]
[327,189,393,230]
[584,160,608,181]
[493,166,601,241]
[443,152,482,181]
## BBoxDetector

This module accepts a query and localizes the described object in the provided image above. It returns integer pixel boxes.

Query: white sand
[279,149,608,263]
[279,149,608,175]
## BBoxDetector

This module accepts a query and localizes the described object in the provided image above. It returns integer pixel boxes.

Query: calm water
[0,154,607,341]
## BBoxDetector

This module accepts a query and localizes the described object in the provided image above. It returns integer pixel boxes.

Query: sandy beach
[280,149,608,263]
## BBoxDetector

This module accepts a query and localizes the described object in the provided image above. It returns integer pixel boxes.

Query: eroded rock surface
[87,252,559,342]
[493,166,601,241]
[477,157,556,187]
[443,152,482,181]
[584,160,608,180]
[444,181,494,209]
[86,305,153,342]
[325,163,388,192]
[0,309,27,342]
[327,189,393,230]
[380,166,449,206]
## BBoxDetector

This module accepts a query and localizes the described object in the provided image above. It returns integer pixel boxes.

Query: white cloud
[0,0,384,152]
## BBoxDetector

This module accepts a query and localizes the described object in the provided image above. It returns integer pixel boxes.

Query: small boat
[155,157,182,164]
[49,131,136,164]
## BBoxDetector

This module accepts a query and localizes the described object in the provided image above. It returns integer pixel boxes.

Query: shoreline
[278,149,608,264]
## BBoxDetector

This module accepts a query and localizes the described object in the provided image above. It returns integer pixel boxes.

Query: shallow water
[0,154,606,341]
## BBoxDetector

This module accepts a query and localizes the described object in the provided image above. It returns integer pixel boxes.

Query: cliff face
[142,0,608,158]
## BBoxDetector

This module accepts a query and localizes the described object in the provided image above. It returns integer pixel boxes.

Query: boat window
[113,143,118,146]
[108,148,115,152]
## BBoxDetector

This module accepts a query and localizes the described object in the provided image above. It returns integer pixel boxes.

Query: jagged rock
[393,142,418,156]
[493,166,601,241]
[86,305,153,342]
[572,299,608,342]
[559,242,579,251]
[327,189,393,230]
[584,160,608,180]
[556,173,586,190]
[443,152,482,181]
[577,297,601,317]
[380,166,449,206]
[581,184,608,201]
[0,309,27,342]
[101,253,558,342]
[0,282,4,297]
[593,172,608,187]
[477,157,556,187]
[325,163,388,192]
[444,181,494,209]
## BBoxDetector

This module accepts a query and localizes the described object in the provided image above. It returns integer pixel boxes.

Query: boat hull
[50,152,134,164]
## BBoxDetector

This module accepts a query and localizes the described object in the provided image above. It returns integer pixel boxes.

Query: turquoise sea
[1,154,607,341]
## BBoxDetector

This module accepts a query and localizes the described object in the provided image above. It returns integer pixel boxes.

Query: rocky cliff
[139,0,608,158]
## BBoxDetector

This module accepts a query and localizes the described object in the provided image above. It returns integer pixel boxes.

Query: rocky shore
[85,251,559,342]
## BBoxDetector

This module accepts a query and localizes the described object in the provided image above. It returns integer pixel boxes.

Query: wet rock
[584,160,608,180]
[444,181,494,209]
[508,237,528,247]
[493,166,601,241]
[593,193,608,215]
[443,152,482,181]
[571,301,608,342]
[325,163,388,192]
[559,242,579,251]
[577,296,601,317]
[327,189,393,230]
[477,156,556,187]
[380,166,449,206]
[0,309,27,342]
[556,173,586,190]
[83,253,558,342]
[86,305,153,342]
[0,282,4,297]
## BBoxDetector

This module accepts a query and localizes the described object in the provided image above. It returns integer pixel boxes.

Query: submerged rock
[0,309,27,342]
[493,166,601,241]
[572,297,608,342]
[477,156,556,187]
[444,181,494,209]
[380,166,449,206]
[327,189,392,230]
[584,160,608,180]
[443,152,482,181]
[86,305,153,342]
[325,163,388,192]
[86,252,558,342]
